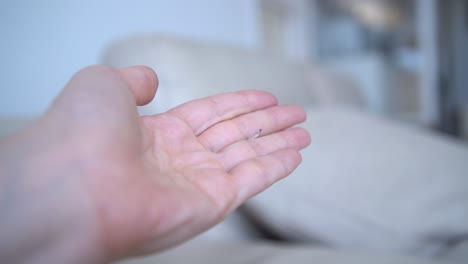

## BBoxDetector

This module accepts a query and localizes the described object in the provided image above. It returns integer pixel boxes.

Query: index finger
[168,90,278,135]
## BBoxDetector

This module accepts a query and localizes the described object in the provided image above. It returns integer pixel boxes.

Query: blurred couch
[102,35,468,264]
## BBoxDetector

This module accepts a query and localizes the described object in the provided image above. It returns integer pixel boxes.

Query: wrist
[0,125,103,263]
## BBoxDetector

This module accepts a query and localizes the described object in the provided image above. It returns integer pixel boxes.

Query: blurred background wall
[1,0,467,138]
[0,0,259,116]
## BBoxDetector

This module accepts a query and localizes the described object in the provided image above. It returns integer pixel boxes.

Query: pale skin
[0,65,310,263]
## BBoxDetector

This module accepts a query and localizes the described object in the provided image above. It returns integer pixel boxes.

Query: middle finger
[197,105,306,152]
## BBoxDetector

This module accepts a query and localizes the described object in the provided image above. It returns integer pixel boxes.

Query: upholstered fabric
[117,241,450,264]
[247,107,468,259]
[103,34,364,115]
[102,35,468,263]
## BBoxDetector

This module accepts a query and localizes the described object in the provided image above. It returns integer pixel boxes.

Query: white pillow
[246,107,468,258]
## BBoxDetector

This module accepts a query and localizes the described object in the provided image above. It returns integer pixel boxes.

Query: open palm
[45,65,310,261]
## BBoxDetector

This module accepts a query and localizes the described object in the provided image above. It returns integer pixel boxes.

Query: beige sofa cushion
[246,107,468,260]
[102,34,364,115]
[117,241,449,264]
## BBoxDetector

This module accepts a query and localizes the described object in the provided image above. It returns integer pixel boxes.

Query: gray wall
[453,0,468,105]
[438,0,468,133]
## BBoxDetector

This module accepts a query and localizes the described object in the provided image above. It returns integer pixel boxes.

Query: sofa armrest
[305,65,367,109]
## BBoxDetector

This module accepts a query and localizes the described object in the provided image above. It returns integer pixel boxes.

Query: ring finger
[218,127,310,171]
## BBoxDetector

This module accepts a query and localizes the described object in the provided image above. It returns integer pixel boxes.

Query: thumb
[49,65,158,114]
[117,66,158,106]
[43,65,158,133]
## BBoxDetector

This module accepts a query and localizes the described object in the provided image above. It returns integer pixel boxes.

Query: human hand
[0,65,310,263]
